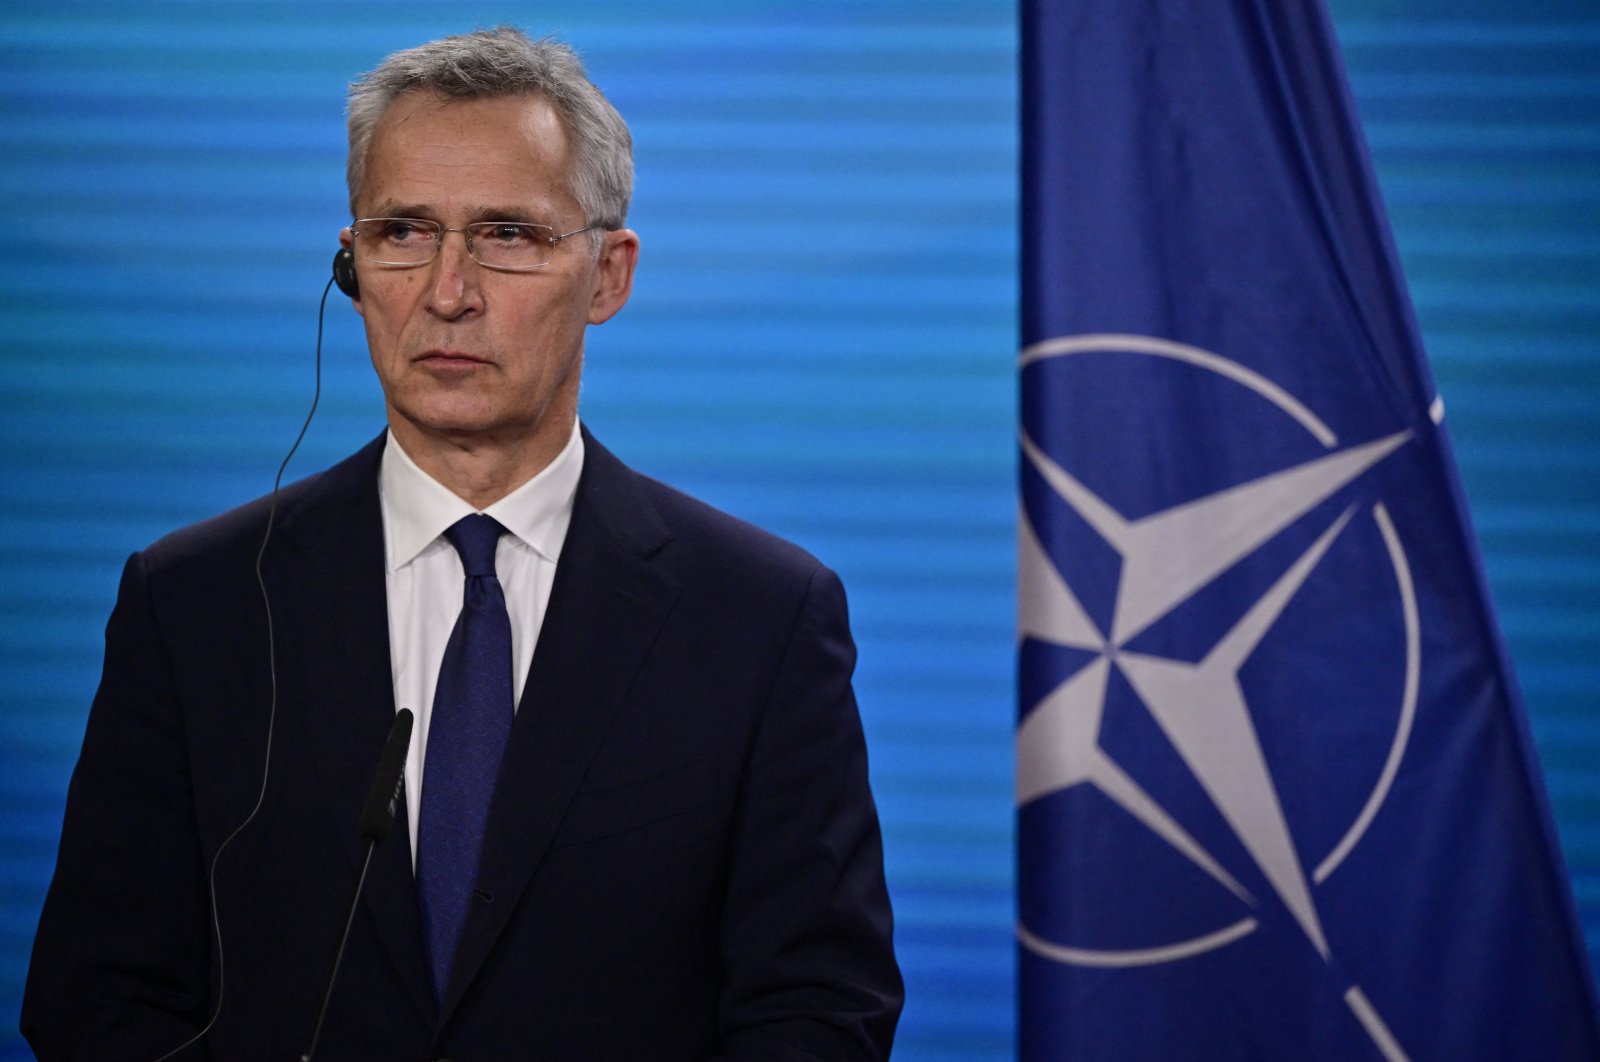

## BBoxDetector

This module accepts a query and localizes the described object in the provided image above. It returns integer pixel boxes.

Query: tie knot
[444,514,505,578]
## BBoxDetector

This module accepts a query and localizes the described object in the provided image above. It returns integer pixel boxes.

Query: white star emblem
[1018,334,1423,1060]
[1019,428,1407,957]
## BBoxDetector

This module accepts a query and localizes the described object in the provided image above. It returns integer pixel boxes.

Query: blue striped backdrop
[0,2,1595,1057]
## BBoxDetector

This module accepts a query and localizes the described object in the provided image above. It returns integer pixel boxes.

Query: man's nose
[425,229,484,319]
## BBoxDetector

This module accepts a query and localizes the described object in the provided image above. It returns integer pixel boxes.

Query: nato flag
[1017,1,1600,1058]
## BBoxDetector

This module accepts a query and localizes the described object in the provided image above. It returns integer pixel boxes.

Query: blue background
[0,1,1595,1058]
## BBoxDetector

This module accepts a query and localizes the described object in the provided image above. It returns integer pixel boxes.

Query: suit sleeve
[22,551,213,1061]
[715,565,903,1061]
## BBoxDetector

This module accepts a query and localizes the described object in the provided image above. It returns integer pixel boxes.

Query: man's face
[343,91,636,461]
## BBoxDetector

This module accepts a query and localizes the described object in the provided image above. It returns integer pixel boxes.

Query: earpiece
[333,247,360,298]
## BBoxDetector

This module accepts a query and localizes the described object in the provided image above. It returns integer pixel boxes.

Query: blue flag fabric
[1017,2,1600,1058]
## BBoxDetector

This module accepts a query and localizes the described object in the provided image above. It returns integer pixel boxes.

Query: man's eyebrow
[362,204,554,224]
[469,205,553,225]
[363,204,435,220]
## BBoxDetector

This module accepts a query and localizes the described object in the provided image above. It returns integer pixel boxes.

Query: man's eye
[379,220,432,244]
[481,223,541,246]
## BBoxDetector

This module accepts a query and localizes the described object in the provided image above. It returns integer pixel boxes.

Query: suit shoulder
[631,471,829,584]
[579,433,836,594]
[139,437,383,576]
[609,466,856,659]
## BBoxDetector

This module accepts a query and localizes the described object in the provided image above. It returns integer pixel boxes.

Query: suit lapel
[440,431,680,1020]
[266,435,436,1026]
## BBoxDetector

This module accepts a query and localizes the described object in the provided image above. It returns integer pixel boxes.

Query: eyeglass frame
[348,217,601,272]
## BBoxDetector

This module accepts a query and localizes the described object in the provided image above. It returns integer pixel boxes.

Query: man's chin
[388,405,554,448]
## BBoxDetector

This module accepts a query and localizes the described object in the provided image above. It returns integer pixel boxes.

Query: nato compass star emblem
[1017,334,1437,1061]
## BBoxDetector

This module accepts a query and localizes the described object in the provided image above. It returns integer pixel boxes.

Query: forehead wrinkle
[365,202,555,225]
[360,95,575,224]
[374,90,566,165]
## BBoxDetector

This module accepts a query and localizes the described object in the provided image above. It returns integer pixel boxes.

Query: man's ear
[337,227,363,314]
[588,228,639,325]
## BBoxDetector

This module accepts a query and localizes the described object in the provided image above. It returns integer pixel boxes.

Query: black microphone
[301,709,414,1062]
[358,709,413,843]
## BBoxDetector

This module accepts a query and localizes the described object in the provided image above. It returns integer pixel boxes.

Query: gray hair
[346,27,633,240]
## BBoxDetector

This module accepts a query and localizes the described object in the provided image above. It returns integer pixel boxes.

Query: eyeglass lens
[355,219,557,269]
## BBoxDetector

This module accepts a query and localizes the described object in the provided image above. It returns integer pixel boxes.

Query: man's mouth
[416,350,490,368]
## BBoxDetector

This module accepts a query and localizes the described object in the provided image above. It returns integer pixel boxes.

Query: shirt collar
[379,421,585,572]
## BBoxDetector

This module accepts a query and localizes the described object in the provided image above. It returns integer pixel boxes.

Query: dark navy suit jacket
[23,431,902,1060]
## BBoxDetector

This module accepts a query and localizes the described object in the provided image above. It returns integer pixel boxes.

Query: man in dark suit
[22,27,901,1060]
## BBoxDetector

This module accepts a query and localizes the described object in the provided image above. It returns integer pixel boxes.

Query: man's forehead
[371,89,563,141]
[358,91,574,216]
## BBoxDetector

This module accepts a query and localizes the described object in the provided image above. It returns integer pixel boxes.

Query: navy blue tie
[417,514,514,1001]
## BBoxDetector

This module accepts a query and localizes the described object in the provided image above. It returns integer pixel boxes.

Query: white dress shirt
[378,423,584,864]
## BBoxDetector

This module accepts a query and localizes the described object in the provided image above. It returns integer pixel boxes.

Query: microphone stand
[300,843,380,1062]
[299,708,413,1062]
